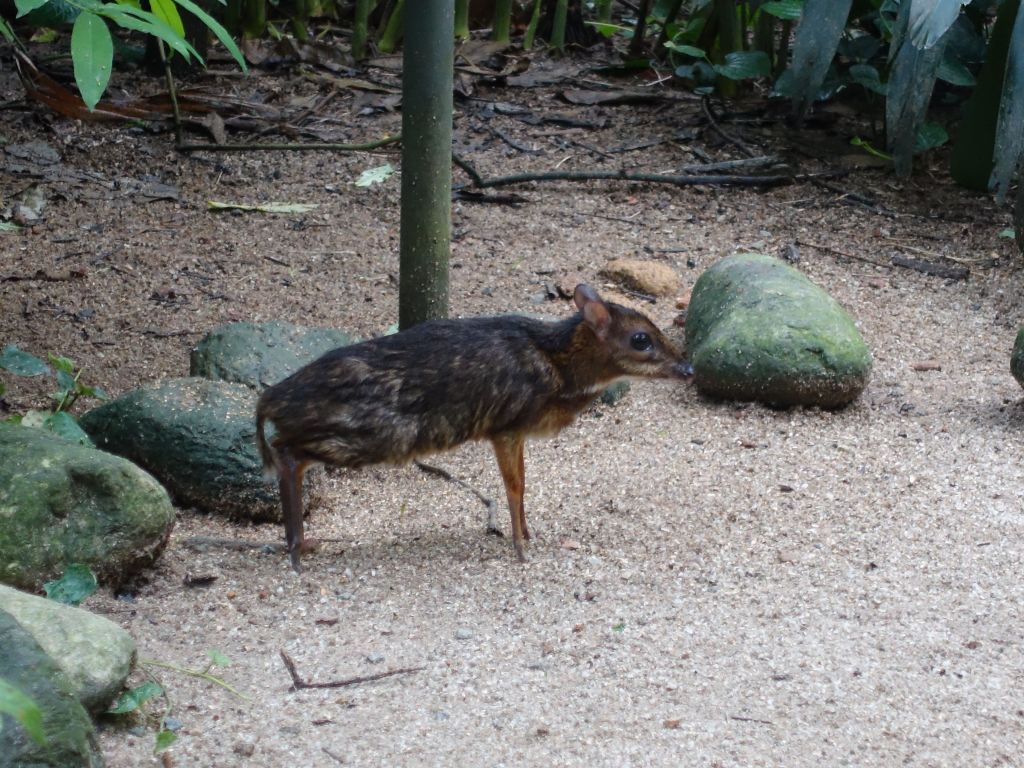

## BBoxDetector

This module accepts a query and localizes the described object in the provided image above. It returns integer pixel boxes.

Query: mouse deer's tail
[255,402,278,478]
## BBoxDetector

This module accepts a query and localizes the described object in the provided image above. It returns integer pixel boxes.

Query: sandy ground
[2,50,1024,767]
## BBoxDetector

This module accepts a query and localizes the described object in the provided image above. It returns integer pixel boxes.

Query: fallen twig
[177,135,401,153]
[280,650,422,691]
[701,97,757,158]
[795,239,889,269]
[891,254,969,281]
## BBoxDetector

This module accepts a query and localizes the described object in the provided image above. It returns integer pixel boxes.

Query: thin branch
[176,135,402,153]
[280,650,422,691]
[795,239,889,269]
[701,97,757,158]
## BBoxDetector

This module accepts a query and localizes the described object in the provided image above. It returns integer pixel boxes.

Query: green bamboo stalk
[493,0,513,42]
[656,0,684,58]
[352,0,373,60]
[455,0,470,39]
[627,0,653,56]
[597,0,612,23]
[378,0,405,53]
[399,0,453,328]
[523,0,542,48]
[551,0,568,52]
[242,0,266,39]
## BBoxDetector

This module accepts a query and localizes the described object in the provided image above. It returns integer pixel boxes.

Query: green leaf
[154,729,178,753]
[0,679,45,745]
[96,4,197,62]
[761,0,803,21]
[937,54,976,87]
[44,412,94,446]
[612,622,625,632]
[14,0,50,17]
[584,20,629,37]
[149,0,185,38]
[713,50,772,80]
[43,564,98,606]
[0,346,49,376]
[107,681,163,714]
[0,16,16,43]
[206,649,231,667]
[71,12,114,111]
[663,41,706,58]
[55,369,77,393]
[850,136,892,160]
[48,353,76,374]
[915,121,949,152]
[0,221,22,231]
[207,201,319,213]
[169,0,248,71]
[848,63,888,94]
[354,163,394,187]
[999,228,1016,238]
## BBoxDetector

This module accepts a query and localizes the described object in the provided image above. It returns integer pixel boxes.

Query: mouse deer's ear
[575,284,610,340]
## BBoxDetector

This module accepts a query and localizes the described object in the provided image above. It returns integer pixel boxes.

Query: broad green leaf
[0,221,21,231]
[851,136,893,160]
[915,121,949,151]
[14,0,50,17]
[55,369,77,394]
[788,0,855,117]
[149,0,185,38]
[355,163,394,187]
[584,20,629,36]
[77,383,109,400]
[207,201,319,213]
[908,0,964,50]
[990,3,1024,198]
[71,12,114,110]
[0,679,45,745]
[848,63,888,94]
[97,4,197,62]
[206,649,230,667]
[713,50,772,80]
[0,346,49,376]
[44,412,94,446]
[107,682,163,714]
[937,53,976,86]
[664,41,706,58]
[154,730,178,753]
[43,564,98,605]
[761,0,803,20]
[170,0,248,71]
[998,228,1015,238]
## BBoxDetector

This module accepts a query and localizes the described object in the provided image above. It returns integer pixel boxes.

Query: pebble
[455,627,474,640]
[366,652,385,664]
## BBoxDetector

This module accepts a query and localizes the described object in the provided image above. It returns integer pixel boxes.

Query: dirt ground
[2,45,1024,767]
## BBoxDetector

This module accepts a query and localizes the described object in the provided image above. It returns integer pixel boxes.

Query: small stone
[233,739,256,757]
[366,652,385,664]
[455,628,474,640]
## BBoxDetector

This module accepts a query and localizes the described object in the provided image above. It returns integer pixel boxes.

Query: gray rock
[80,378,279,521]
[0,584,134,713]
[190,321,355,390]
[0,609,105,768]
[686,253,872,408]
[0,424,175,591]
[1012,327,1024,387]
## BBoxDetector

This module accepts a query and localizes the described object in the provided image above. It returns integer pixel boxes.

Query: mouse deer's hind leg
[492,434,528,562]
[276,446,310,572]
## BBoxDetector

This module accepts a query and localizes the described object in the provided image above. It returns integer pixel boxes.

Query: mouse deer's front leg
[491,433,528,562]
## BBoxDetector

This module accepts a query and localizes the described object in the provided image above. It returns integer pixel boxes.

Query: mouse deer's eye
[630,331,653,351]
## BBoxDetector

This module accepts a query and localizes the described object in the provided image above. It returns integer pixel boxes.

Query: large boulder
[0,424,175,591]
[80,378,278,521]
[0,609,105,768]
[0,584,134,714]
[190,320,354,390]
[686,254,872,408]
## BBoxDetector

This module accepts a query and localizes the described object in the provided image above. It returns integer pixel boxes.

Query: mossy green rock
[686,254,872,408]
[0,584,134,714]
[0,610,105,768]
[1011,328,1024,386]
[190,320,355,390]
[0,424,175,591]
[80,378,277,521]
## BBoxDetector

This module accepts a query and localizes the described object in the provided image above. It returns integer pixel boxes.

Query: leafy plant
[8,0,247,109]
[0,345,108,445]
[0,679,45,746]
[43,564,99,606]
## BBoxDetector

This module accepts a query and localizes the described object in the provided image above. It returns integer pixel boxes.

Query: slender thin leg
[277,447,309,572]
[492,434,528,562]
